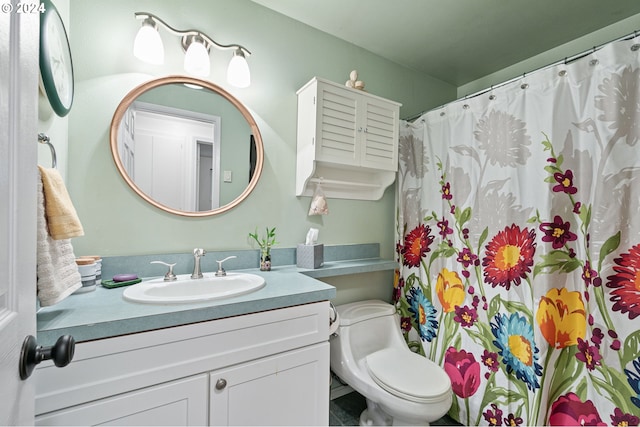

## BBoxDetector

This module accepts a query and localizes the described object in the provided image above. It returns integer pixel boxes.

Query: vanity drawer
[35,301,329,416]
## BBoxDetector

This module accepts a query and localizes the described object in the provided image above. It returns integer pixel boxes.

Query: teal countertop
[36,258,396,345]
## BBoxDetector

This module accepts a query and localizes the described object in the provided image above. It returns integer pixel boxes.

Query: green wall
[37,0,639,303]
[61,0,455,265]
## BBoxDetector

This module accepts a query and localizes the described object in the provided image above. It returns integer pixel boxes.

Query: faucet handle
[215,256,237,277]
[151,261,177,281]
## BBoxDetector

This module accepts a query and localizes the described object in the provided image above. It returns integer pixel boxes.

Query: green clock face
[40,0,74,117]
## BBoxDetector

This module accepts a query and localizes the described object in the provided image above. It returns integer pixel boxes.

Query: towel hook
[38,133,57,169]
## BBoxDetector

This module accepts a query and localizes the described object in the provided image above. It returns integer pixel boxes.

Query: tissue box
[297,244,324,269]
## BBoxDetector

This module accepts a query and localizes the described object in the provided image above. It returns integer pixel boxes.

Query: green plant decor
[249,227,278,270]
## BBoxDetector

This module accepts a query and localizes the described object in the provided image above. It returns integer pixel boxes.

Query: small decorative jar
[260,251,271,271]
[74,258,97,293]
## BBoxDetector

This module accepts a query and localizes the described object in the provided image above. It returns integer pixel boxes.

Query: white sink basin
[123,272,266,304]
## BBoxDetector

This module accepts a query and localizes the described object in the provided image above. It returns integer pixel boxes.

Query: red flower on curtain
[454,305,478,328]
[504,413,523,426]
[539,215,578,249]
[575,337,602,371]
[552,169,578,194]
[457,247,478,268]
[401,224,434,268]
[610,408,639,426]
[443,346,481,398]
[548,392,606,426]
[442,182,453,200]
[606,243,640,320]
[483,404,504,426]
[482,224,536,290]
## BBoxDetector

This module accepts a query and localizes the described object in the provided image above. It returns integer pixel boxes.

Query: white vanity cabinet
[296,77,401,200]
[34,302,330,426]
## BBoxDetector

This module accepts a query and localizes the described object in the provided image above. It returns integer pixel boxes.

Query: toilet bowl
[330,300,452,426]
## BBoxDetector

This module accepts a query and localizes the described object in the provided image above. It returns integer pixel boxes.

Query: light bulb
[133,20,164,65]
[227,49,250,88]
[184,38,210,77]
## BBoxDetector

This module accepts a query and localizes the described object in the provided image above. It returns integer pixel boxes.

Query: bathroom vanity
[33,248,397,426]
[35,301,329,426]
[34,266,338,426]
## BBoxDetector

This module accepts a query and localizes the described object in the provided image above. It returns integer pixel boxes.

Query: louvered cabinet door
[315,83,359,166]
[358,96,399,171]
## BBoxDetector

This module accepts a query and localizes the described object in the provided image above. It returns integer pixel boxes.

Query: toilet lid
[366,348,451,403]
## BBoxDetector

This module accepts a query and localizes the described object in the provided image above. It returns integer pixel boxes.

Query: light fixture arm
[134,12,251,56]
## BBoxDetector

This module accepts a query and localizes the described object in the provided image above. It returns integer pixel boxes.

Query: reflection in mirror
[110,76,263,217]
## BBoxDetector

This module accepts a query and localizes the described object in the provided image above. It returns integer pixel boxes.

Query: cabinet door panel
[35,375,208,426]
[210,343,329,426]
[317,86,358,164]
[361,98,398,170]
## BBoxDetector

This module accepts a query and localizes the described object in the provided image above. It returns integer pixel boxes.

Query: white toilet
[330,300,452,426]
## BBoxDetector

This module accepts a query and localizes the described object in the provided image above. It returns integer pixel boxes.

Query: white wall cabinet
[35,302,329,426]
[296,77,401,200]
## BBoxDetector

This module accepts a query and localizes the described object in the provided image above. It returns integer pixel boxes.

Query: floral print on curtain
[395,36,640,426]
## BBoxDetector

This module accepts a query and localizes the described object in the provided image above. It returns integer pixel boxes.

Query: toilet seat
[366,348,451,404]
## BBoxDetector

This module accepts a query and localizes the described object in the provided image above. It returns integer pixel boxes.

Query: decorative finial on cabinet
[345,70,365,90]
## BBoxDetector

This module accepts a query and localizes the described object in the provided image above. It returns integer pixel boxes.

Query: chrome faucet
[191,248,206,279]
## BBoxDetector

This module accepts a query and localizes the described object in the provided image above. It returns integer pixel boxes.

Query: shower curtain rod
[403,28,640,123]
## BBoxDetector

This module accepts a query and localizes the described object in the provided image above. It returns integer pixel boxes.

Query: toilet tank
[337,300,403,361]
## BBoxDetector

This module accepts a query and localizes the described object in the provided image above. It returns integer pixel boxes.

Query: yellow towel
[38,165,84,240]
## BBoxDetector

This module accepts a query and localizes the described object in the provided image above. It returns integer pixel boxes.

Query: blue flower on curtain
[407,286,438,342]
[624,358,640,408]
[491,312,542,391]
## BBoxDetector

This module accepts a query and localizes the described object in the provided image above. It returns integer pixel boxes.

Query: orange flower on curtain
[536,288,586,349]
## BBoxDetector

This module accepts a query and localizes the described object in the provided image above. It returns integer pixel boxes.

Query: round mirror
[110,75,263,217]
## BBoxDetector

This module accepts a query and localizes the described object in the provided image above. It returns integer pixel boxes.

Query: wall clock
[39,0,74,117]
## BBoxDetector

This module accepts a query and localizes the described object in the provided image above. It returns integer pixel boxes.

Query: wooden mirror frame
[109,75,264,217]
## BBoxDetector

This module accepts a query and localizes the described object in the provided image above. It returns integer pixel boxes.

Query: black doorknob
[19,334,75,380]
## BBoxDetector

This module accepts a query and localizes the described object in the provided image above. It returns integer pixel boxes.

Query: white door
[0,6,39,425]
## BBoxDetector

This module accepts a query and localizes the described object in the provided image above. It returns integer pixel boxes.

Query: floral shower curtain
[395,35,640,426]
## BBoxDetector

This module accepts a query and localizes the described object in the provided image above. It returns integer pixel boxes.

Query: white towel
[37,171,82,306]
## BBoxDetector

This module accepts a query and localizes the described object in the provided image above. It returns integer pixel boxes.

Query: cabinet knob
[215,378,227,390]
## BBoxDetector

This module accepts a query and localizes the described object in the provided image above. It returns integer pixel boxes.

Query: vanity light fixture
[133,12,251,87]
[133,17,164,65]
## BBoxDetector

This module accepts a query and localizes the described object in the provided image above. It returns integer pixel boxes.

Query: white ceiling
[251,0,640,86]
